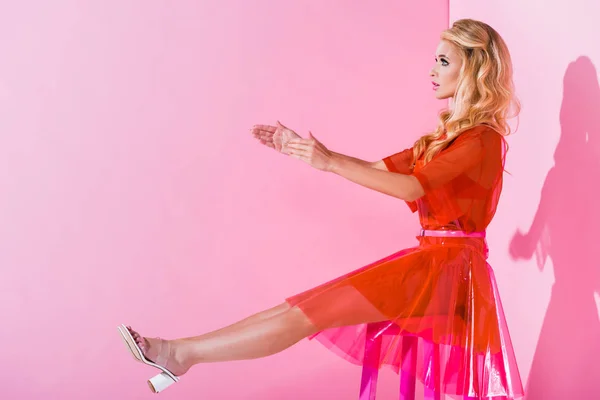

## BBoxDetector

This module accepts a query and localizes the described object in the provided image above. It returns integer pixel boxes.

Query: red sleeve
[412,130,487,194]
[382,148,414,175]
[382,147,418,212]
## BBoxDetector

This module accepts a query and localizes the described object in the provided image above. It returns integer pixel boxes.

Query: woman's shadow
[509,56,600,399]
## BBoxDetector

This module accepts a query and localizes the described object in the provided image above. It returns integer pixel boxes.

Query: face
[430,40,463,100]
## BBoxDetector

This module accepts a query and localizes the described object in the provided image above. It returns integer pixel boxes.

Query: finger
[286,148,309,157]
[253,130,274,140]
[308,131,321,144]
[260,140,275,148]
[287,148,314,161]
[255,133,274,142]
[254,124,276,132]
[277,120,292,131]
[288,138,312,145]
[252,131,275,140]
[252,132,273,142]
[253,133,272,142]
[288,152,311,163]
[254,135,275,146]
[252,124,276,133]
[285,143,312,151]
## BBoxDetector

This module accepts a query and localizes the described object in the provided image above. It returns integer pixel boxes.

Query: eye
[434,57,449,66]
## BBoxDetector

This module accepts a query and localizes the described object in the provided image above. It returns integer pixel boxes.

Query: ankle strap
[154,338,170,368]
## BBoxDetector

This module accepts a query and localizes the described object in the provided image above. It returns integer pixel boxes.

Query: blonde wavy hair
[413,19,520,164]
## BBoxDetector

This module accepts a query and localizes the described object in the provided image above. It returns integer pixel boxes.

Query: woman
[118,18,524,398]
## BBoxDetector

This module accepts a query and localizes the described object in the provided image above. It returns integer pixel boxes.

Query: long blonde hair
[414,19,520,164]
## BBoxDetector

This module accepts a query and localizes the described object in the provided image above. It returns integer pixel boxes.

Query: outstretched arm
[329,153,424,201]
[251,122,389,170]
[330,152,386,169]
[251,122,421,201]
[286,134,423,202]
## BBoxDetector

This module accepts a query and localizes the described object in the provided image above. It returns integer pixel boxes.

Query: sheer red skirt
[286,236,524,399]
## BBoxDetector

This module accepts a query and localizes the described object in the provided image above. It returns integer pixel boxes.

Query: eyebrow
[436,54,449,58]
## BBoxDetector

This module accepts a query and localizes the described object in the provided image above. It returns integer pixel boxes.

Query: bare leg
[176,304,318,365]
[196,302,291,340]
[127,302,311,375]
[127,289,387,376]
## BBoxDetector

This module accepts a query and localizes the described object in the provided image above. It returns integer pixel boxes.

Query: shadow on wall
[509,56,600,399]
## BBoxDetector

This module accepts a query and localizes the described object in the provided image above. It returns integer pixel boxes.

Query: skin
[126,39,463,378]
[431,40,462,100]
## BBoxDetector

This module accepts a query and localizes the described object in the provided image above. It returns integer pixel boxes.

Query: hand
[508,230,527,260]
[509,229,531,261]
[251,121,301,153]
[286,132,334,172]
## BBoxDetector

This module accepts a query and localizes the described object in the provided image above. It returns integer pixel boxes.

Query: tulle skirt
[285,235,524,399]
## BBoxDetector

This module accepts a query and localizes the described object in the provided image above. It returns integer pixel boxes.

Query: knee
[284,306,318,336]
[274,302,292,313]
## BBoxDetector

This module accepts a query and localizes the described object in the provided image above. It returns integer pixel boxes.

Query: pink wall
[450,1,600,398]
[0,1,448,399]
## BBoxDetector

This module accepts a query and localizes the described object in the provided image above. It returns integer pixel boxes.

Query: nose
[430,66,437,77]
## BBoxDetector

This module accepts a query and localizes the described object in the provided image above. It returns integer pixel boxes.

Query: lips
[432,81,440,91]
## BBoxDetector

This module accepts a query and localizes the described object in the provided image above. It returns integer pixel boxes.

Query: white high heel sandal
[117,324,180,393]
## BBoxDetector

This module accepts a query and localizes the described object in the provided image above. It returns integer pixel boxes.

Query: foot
[126,326,190,377]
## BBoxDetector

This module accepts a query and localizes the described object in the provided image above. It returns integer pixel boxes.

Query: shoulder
[456,125,505,147]
[458,124,501,138]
